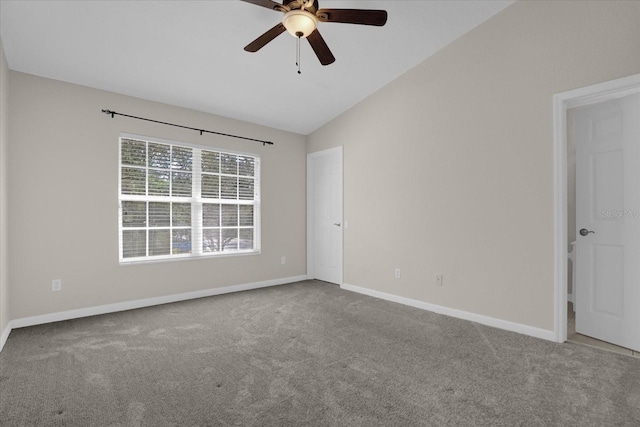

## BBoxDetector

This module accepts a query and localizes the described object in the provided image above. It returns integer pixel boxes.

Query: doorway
[553,74,640,350]
[307,147,343,285]
[567,99,639,356]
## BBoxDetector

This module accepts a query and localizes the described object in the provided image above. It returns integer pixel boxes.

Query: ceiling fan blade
[238,0,287,12]
[307,29,335,66]
[316,9,388,26]
[244,23,286,52]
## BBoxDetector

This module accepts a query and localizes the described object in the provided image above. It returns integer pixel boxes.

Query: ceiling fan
[240,0,388,66]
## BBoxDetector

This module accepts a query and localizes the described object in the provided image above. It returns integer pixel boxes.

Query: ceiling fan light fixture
[282,10,318,38]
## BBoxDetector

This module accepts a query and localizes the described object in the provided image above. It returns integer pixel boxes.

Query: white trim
[0,323,11,352]
[552,74,640,344]
[306,146,344,285]
[119,132,261,159]
[4,275,306,336]
[342,283,556,342]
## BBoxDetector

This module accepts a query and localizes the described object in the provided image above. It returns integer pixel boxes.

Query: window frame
[118,133,261,264]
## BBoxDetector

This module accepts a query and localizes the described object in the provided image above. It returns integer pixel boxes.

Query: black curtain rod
[102,109,274,146]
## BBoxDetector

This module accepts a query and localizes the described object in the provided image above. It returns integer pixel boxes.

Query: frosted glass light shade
[282,10,318,38]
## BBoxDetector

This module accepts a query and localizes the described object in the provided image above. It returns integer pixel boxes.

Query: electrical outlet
[436,274,443,286]
[281,256,286,265]
[52,279,62,292]
[395,268,401,279]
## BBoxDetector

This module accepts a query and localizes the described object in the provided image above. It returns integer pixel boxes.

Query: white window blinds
[119,136,260,263]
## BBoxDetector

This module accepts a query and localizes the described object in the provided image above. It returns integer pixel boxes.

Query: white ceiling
[0,0,513,135]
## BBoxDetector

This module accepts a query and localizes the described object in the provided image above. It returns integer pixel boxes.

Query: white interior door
[307,147,343,285]
[574,92,640,352]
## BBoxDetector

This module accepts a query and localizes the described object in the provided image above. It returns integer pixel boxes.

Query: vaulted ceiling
[0,0,513,134]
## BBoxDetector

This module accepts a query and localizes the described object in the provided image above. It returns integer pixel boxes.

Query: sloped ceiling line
[0,1,514,135]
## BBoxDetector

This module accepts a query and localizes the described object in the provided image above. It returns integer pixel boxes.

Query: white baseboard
[1,277,554,353]
[0,323,11,352]
[2,275,307,348]
[341,282,556,342]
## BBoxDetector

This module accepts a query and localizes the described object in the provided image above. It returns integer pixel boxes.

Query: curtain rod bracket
[101,109,274,146]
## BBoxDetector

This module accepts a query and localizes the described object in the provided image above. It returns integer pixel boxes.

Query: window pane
[221,205,238,227]
[239,228,254,250]
[201,174,220,199]
[222,228,238,251]
[221,176,237,199]
[203,229,220,252]
[149,202,170,227]
[238,156,255,177]
[149,143,170,169]
[203,204,220,227]
[172,230,191,254]
[149,229,171,256]
[121,167,146,195]
[121,139,146,167]
[149,169,170,196]
[172,172,192,196]
[172,203,191,226]
[221,153,237,174]
[172,146,193,171]
[239,178,254,200]
[202,151,220,173]
[122,201,146,227]
[123,230,146,258]
[239,205,253,226]
[119,137,259,263]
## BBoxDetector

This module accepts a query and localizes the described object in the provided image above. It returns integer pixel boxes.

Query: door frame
[306,146,343,284]
[553,73,640,343]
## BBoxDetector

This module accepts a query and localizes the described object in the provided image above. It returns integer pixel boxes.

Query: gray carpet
[1,280,639,426]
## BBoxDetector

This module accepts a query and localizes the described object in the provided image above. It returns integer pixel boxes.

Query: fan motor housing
[284,0,319,14]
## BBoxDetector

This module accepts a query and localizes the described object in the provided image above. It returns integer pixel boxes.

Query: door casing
[553,73,640,343]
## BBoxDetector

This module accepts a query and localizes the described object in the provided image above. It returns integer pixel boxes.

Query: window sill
[119,250,261,266]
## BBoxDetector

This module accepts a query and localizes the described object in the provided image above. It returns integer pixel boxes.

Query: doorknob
[334,223,341,227]
[579,228,595,236]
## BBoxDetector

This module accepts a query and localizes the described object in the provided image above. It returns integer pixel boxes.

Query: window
[119,136,260,263]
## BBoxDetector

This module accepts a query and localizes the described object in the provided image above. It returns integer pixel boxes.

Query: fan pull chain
[295,33,302,74]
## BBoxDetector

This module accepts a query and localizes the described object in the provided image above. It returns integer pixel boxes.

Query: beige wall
[308,0,640,331]
[8,72,306,320]
[4,0,639,335]
[0,37,9,335]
